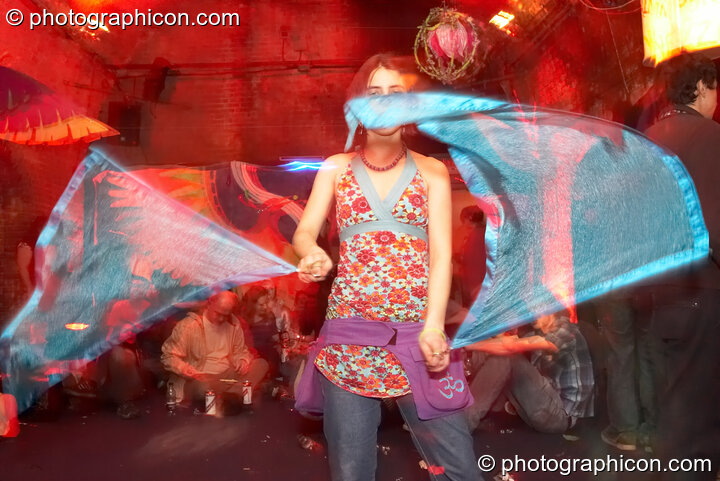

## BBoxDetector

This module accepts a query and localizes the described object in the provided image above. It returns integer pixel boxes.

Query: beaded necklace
[359,144,407,172]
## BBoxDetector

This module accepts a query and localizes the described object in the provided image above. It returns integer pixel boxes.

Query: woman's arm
[292,155,345,283]
[417,155,453,371]
[466,334,559,355]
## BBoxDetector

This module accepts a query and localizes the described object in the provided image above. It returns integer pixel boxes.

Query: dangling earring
[359,123,365,135]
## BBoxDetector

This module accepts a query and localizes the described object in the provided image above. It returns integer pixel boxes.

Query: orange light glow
[642,0,720,66]
[89,20,110,33]
[65,323,90,331]
[68,0,112,34]
[490,11,516,36]
[71,0,114,8]
[490,11,514,29]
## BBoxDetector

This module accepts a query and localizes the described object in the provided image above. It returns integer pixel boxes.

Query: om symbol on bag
[438,375,465,399]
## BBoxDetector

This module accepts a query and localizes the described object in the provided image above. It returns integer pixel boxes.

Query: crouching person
[464,311,594,436]
[161,291,269,413]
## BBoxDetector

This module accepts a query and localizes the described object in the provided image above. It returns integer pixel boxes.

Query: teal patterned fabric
[1,148,295,412]
[345,93,708,348]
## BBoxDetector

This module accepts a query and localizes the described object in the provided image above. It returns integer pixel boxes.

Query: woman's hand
[419,329,450,372]
[297,247,333,283]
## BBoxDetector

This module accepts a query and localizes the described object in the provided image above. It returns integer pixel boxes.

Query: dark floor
[0,387,669,481]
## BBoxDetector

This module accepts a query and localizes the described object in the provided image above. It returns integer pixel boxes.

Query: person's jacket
[644,104,720,292]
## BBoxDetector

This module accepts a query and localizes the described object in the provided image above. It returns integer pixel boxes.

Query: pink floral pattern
[315,164,429,397]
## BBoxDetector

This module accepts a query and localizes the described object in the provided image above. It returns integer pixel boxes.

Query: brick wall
[0,0,114,324]
[105,0,428,165]
[504,6,654,118]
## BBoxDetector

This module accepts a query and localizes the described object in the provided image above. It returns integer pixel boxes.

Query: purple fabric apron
[295,317,473,420]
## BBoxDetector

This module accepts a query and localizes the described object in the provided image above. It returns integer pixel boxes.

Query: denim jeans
[597,295,658,437]
[505,355,569,434]
[466,353,569,434]
[465,353,511,430]
[321,376,481,481]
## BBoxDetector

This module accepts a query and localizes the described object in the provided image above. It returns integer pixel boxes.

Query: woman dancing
[293,53,479,481]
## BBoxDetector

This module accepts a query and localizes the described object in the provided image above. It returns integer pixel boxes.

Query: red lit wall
[507,9,654,118]
[0,0,113,321]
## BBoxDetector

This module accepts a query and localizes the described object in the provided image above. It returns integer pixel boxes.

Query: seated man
[464,311,594,435]
[161,291,269,412]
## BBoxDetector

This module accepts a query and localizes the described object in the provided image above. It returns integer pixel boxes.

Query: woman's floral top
[315,159,429,397]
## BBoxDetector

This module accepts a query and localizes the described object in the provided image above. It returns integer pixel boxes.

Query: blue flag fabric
[1,146,296,412]
[345,93,709,348]
[2,92,709,411]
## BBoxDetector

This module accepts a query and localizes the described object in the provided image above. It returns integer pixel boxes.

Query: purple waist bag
[295,317,473,420]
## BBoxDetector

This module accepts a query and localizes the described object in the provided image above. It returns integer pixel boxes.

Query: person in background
[595,290,657,452]
[464,311,594,438]
[643,51,720,480]
[240,285,281,379]
[161,291,269,414]
[98,278,153,419]
[16,215,48,304]
[62,277,154,420]
[458,205,486,309]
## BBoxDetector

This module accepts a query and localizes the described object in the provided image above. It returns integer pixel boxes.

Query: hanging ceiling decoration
[0,67,119,145]
[414,6,487,85]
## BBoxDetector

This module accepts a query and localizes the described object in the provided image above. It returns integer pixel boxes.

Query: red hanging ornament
[414,7,487,85]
